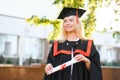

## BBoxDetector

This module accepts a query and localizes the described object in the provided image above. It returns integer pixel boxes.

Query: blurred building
[92,31,120,66]
[0,14,52,65]
[0,14,120,66]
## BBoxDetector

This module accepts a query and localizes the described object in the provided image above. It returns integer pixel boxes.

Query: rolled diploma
[49,58,78,74]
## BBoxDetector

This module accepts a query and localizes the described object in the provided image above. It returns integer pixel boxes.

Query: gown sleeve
[89,40,103,80]
[47,44,54,64]
[44,43,56,80]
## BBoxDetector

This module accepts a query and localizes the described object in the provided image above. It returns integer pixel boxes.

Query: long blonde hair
[59,16,85,43]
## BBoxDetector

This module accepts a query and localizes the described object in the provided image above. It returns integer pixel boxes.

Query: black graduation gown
[44,39,102,80]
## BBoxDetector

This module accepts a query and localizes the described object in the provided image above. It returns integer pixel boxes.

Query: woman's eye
[63,20,67,23]
[63,18,74,23]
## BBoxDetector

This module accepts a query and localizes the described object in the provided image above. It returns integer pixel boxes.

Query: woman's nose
[66,21,70,25]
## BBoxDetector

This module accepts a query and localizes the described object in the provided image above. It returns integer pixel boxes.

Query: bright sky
[95,1,120,31]
[0,0,59,19]
[0,0,119,30]
[96,7,115,30]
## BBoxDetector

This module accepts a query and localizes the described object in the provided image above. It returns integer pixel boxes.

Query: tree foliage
[113,31,120,43]
[26,0,103,41]
[100,0,120,43]
[26,15,60,41]
[113,0,120,42]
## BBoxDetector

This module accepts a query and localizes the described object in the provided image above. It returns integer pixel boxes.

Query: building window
[0,34,18,65]
[0,34,45,66]
[98,45,120,66]
[22,37,45,65]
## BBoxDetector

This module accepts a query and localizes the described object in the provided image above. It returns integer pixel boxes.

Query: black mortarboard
[57,7,86,19]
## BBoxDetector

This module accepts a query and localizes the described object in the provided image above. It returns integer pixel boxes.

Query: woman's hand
[45,63,53,75]
[74,54,89,63]
[74,54,91,70]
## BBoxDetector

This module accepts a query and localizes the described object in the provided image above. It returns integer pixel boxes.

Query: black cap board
[57,7,86,19]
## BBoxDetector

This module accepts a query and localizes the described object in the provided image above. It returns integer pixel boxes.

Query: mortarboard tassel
[76,8,79,24]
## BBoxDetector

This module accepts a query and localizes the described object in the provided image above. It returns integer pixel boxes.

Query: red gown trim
[53,40,92,57]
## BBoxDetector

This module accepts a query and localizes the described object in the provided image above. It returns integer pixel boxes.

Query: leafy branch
[26,15,61,41]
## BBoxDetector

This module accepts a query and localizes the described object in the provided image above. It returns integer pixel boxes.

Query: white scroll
[49,58,78,75]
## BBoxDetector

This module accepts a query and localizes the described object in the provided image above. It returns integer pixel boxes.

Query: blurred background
[0,0,120,71]
[0,0,120,67]
[0,0,120,80]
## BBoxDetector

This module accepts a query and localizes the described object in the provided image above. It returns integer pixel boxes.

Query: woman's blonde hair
[59,16,85,43]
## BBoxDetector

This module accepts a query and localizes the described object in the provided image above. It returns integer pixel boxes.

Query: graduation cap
[57,7,86,19]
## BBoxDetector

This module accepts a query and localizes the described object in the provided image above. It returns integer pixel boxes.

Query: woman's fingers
[74,54,87,62]
[45,63,53,75]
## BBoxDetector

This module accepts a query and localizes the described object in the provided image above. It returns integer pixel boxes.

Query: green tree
[0,55,4,63]
[99,0,120,43]
[26,16,60,41]
[26,0,103,41]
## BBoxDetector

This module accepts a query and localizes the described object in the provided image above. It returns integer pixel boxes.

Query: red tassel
[76,8,78,24]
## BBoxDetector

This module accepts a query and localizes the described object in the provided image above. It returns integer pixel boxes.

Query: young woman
[44,7,102,80]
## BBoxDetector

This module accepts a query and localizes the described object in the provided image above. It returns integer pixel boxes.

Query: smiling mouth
[67,26,72,28]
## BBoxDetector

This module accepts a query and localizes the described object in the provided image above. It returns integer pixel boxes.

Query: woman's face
[63,16,76,32]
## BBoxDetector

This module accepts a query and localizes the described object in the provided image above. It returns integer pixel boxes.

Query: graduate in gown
[44,7,102,80]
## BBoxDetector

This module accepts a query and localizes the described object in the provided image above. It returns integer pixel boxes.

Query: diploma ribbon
[60,64,66,70]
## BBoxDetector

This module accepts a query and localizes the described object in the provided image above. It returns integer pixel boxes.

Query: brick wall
[0,65,120,80]
[102,66,120,80]
[0,64,46,80]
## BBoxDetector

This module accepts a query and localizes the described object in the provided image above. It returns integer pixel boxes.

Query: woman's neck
[67,32,79,41]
